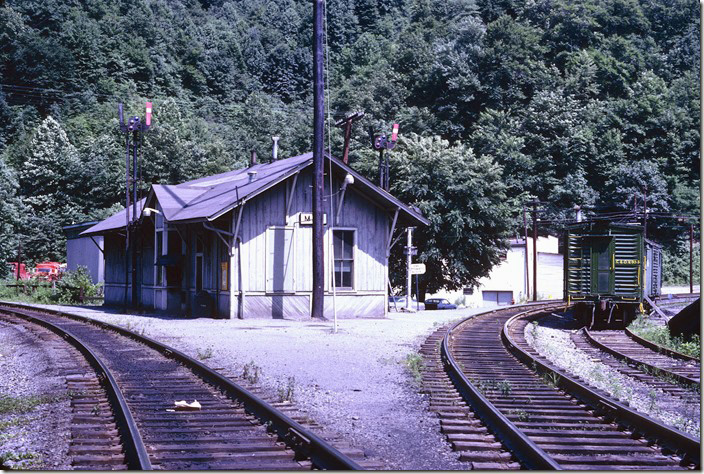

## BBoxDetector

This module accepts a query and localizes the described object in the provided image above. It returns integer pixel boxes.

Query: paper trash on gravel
[174,400,201,411]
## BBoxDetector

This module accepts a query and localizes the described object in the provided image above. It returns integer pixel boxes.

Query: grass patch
[404,353,424,384]
[629,314,700,358]
[0,418,27,431]
[196,346,214,360]
[277,377,296,403]
[0,396,46,415]
[242,361,261,384]
[1,450,41,469]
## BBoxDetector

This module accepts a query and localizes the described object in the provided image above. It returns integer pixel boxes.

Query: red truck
[7,262,30,280]
[33,262,64,281]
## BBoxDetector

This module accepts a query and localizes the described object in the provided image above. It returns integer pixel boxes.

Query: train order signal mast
[370,123,399,191]
[118,102,152,309]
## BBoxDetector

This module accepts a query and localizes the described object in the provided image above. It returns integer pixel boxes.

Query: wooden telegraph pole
[523,206,530,300]
[311,0,325,319]
[532,201,538,301]
[690,222,694,294]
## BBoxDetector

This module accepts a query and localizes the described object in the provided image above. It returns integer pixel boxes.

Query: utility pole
[311,0,325,320]
[121,104,131,310]
[15,241,21,282]
[406,228,412,310]
[335,112,364,164]
[690,222,694,294]
[523,206,530,300]
[532,201,538,301]
[643,185,648,240]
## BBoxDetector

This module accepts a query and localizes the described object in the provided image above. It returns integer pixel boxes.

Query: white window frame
[330,227,356,291]
[265,225,296,293]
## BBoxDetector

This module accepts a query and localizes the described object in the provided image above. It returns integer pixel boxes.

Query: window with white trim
[333,229,355,289]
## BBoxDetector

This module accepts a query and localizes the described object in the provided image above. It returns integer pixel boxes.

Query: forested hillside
[0,0,699,290]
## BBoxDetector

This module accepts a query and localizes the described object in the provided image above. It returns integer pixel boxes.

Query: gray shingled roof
[81,152,428,236]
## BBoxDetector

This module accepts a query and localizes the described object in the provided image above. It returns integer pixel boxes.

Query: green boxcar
[564,221,661,328]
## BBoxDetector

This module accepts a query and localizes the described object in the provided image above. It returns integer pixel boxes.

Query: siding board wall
[102,164,397,320]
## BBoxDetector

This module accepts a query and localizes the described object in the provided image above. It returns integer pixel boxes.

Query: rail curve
[0,302,361,470]
[438,303,699,470]
[581,328,699,389]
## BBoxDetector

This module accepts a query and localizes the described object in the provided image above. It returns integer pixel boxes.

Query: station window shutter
[266,227,295,292]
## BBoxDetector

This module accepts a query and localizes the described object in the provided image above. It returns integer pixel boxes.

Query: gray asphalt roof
[81,152,428,236]
[81,199,146,236]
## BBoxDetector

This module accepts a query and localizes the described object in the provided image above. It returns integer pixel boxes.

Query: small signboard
[299,212,327,225]
[410,263,426,275]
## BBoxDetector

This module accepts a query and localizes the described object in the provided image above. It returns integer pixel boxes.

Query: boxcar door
[591,237,613,295]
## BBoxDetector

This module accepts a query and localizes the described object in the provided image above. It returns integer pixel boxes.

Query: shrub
[54,266,101,304]
[629,314,701,358]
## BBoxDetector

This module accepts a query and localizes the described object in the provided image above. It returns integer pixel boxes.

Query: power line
[0,82,354,120]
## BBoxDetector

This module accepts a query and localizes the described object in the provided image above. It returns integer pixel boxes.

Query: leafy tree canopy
[0,0,699,289]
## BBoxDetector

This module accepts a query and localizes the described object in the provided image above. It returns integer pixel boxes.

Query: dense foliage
[0,266,102,304]
[0,0,699,289]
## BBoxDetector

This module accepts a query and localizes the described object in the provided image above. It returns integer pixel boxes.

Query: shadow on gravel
[538,309,582,331]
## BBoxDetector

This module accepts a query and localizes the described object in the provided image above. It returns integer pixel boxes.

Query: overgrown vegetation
[242,361,261,384]
[0,395,46,415]
[0,267,102,305]
[277,376,296,403]
[0,450,41,469]
[196,346,214,360]
[0,0,698,290]
[629,314,701,358]
[404,353,424,384]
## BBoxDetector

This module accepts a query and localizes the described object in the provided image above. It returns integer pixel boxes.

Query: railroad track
[653,293,699,307]
[0,303,362,470]
[574,328,699,401]
[424,302,699,470]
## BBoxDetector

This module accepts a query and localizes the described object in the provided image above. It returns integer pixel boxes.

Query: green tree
[0,157,25,277]
[380,134,512,296]
[17,116,81,261]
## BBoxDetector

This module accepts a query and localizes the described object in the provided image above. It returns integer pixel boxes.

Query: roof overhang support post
[335,176,352,225]
[386,208,400,257]
[232,203,246,319]
[89,236,105,256]
[203,221,235,256]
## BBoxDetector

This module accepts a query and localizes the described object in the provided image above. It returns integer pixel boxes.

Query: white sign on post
[299,212,327,225]
[409,263,426,275]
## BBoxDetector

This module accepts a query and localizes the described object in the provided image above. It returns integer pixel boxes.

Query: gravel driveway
[29,303,489,470]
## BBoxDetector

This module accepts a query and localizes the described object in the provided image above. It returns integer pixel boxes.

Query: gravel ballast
[27,303,488,470]
[0,319,72,470]
[525,314,700,438]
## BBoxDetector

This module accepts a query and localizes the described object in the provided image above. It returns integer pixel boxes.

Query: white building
[431,236,564,307]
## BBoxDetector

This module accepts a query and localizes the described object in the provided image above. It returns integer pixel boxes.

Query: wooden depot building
[81,152,428,319]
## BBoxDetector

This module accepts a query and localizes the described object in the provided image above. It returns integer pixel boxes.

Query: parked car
[388,295,425,311]
[424,298,457,310]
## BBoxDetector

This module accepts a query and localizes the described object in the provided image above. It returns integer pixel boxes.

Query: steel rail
[440,303,563,470]
[2,309,152,470]
[582,327,699,387]
[624,326,699,362]
[0,302,361,470]
[502,311,701,468]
